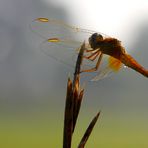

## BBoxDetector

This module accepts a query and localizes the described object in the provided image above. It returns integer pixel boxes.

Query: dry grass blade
[78,111,101,148]
[63,42,100,148]
[72,42,85,132]
[63,78,73,148]
[73,88,84,132]
[63,42,85,148]
[73,42,86,85]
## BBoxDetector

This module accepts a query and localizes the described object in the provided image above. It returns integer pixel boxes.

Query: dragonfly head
[89,33,103,49]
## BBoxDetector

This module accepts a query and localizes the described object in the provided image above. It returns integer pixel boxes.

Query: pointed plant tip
[81,42,86,51]
[67,77,72,85]
[97,111,101,117]
[67,78,72,92]
[74,75,80,90]
[75,79,80,90]
[67,77,71,82]
[79,89,84,100]
[95,111,101,120]
[68,72,71,79]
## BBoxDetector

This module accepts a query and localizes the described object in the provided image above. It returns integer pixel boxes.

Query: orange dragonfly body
[31,18,148,80]
[86,33,148,78]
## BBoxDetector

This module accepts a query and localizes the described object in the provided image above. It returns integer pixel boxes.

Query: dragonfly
[30,18,148,81]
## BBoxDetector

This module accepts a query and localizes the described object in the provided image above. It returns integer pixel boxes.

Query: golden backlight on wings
[47,38,60,42]
[35,18,49,22]
[108,57,122,72]
[31,17,148,80]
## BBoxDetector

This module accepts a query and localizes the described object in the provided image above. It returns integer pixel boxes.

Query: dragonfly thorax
[89,33,103,49]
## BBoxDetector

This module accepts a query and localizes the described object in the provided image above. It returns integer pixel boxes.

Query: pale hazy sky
[0,0,147,105]
[43,0,148,43]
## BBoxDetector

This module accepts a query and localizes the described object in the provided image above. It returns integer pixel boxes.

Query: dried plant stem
[63,78,73,148]
[73,42,85,85]
[78,111,101,148]
[63,43,85,148]
[63,42,101,148]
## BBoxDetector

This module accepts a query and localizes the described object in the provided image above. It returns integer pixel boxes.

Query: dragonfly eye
[89,33,103,49]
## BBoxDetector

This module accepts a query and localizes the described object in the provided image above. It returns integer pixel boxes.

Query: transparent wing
[39,39,83,68]
[30,18,109,42]
[30,18,108,68]
[30,18,122,80]
[30,18,91,68]
[90,55,123,81]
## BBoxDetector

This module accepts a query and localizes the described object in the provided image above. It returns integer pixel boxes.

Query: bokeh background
[0,0,148,147]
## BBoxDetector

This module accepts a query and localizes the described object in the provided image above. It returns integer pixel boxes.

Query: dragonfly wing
[91,55,123,81]
[31,18,110,44]
[31,18,98,68]
[40,39,85,68]
[31,18,94,43]
[31,18,120,81]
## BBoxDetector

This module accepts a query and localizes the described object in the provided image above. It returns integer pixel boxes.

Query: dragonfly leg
[90,50,101,61]
[85,48,97,53]
[83,49,100,61]
[81,52,103,73]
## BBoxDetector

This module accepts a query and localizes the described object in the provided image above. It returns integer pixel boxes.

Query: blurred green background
[0,0,148,147]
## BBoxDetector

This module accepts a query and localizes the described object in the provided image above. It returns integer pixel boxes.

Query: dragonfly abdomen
[121,54,148,77]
